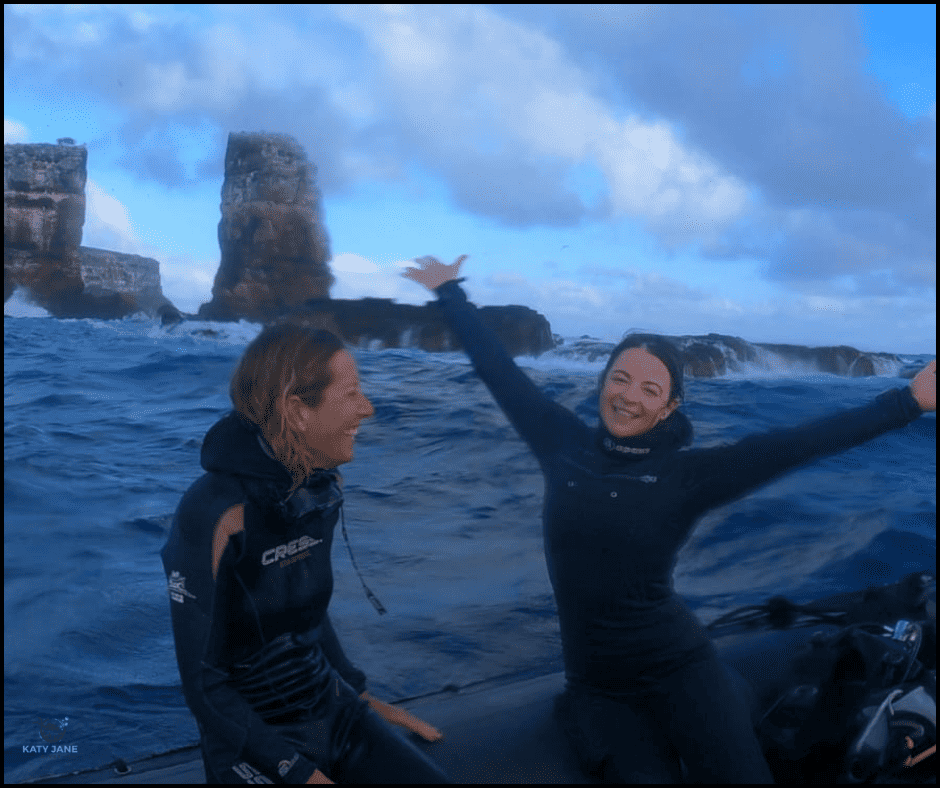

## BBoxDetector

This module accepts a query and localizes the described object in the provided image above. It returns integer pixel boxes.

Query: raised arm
[682,366,933,516]
[403,256,586,460]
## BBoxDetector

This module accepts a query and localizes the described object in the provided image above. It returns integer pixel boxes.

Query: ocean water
[3,298,935,782]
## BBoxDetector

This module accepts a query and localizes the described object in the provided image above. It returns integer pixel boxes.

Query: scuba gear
[722,572,938,784]
[842,618,935,783]
[706,572,936,634]
[757,622,935,782]
[845,680,936,783]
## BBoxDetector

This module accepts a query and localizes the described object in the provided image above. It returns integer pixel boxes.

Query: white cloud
[598,122,749,235]
[330,254,429,304]
[804,295,851,315]
[156,252,216,314]
[331,252,378,274]
[83,180,137,251]
[80,181,215,313]
[4,118,30,143]
[72,180,219,315]
[456,264,932,351]
[129,9,154,32]
[74,21,101,45]
[141,61,190,113]
[339,4,748,238]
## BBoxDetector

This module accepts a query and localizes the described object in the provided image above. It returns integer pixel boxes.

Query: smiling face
[599,347,679,438]
[287,350,375,468]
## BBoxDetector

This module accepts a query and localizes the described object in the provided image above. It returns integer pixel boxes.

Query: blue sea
[3,294,935,783]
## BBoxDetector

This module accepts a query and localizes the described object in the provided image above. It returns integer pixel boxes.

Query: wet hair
[598,333,685,404]
[230,323,346,492]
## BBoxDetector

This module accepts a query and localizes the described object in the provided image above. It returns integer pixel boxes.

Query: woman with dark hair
[161,324,450,784]
[404,255,935,783]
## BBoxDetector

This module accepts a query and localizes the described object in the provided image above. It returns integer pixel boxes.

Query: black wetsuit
[433,280,925,782]
[161,412,449,784]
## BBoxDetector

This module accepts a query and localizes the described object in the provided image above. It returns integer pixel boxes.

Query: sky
[3,4,936,354]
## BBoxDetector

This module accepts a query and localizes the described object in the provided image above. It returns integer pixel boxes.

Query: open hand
[910,359,936,412]
[361,692,444,742]
[402,255,467,291]
[390,707,444,742]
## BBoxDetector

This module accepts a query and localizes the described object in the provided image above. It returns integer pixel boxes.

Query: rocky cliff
[553,333,894,377]
[676,333,887,377]
[193,131,554,355]
[283,296,555,357]
[78,247,171,317]
[197,132,332,322]
[4,142,87,312]
[4,141,175,318]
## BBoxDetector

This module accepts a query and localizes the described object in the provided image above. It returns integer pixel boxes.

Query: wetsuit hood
[200,411,341,520]
[201,411,293,488]
[596,408,694,460]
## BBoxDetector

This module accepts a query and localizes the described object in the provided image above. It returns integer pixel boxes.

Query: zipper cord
[340,505,387,615]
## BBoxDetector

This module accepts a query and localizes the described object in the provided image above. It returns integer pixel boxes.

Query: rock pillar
[199,132,333,322]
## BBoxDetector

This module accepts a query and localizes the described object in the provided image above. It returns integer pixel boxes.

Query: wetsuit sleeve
[682,386,925,515]
[318,612,368,695]
[161,515,320,784]
[433,279,585,460]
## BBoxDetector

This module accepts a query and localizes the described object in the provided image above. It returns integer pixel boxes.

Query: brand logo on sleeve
[167,571,197,603]
[261,535,323,566]
[277,752,300,777]
[231,761,273,783]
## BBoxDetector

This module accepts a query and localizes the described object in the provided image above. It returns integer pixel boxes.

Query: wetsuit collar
[202,412,342,521]
[597,409,693,460]
[246,422,344,520]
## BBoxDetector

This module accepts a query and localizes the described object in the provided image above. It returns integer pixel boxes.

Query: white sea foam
[3,288,53,318]
[534,336,909,379]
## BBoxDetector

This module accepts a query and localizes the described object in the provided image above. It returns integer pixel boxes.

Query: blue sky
[4,4,935,353]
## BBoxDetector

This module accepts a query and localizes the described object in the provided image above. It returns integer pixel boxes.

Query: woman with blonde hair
[161,323,450,784]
